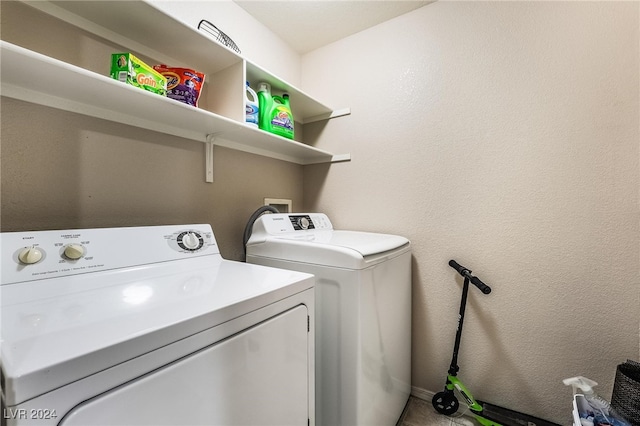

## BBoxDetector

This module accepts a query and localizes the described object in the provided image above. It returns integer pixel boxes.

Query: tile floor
[398,396,479,426]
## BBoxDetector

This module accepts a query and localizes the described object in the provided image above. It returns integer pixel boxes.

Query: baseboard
[410,386,435,401]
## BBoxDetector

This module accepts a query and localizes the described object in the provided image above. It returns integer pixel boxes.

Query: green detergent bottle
[257,82,295,139]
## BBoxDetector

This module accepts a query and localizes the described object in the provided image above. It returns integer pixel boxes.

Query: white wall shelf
[4,0,350,181]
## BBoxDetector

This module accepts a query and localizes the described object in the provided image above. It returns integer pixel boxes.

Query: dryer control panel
[1,224,219,284]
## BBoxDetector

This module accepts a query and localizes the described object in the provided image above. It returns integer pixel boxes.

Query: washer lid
[248,230,410,269]
[305,230,409,257]
[0,256,313,405]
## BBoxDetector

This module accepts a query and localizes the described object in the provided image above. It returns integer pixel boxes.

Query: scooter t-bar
[449,260,492,294]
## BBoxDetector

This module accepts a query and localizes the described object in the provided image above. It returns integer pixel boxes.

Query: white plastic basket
[572,394,591,426]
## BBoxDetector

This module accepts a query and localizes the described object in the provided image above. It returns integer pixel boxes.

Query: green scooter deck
[475,401,560,426]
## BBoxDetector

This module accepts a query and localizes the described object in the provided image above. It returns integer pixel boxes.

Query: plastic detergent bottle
[257,82,295,139]
[257,82,273,132]
[563,377,630,426]
[245,81,259,127]
[270,93,294,139]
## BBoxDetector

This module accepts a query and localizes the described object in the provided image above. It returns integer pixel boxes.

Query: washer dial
[297,217,310,230]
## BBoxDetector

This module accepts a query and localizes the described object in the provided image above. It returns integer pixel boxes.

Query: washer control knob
[63,244,85,260]
[18,247,43,265]
[298,217,310,230]
[181,232,201,250]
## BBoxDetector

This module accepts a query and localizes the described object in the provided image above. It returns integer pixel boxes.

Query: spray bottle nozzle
[563,376,598,395]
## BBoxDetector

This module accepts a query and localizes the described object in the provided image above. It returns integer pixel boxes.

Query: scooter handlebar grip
[449,259,492,294]
[471,276,492,294]
[448,259,466,275]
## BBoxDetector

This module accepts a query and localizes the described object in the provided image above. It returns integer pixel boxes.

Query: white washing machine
[1,224,314,426]
[246,213,411,426]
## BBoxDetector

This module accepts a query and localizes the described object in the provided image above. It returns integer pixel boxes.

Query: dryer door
[60,305,309,426]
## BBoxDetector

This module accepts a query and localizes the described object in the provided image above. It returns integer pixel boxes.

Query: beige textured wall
[0,2,303,261]
[301,2,639,423]
[3,1,639,423]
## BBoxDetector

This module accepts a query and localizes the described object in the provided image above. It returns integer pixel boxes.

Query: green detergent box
[110,53,167,96]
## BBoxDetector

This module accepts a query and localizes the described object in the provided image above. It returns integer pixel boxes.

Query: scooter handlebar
[449,260,492,294]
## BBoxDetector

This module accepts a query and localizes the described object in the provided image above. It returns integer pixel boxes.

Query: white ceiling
[234,1,433,54]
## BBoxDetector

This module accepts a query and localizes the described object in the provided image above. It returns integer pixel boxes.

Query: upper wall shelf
[20,0,243,85]
[21,0,350,125]
[4,0,350,176]
[1,42,345,166]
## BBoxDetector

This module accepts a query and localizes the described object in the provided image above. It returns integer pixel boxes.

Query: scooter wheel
[432,391,459,415]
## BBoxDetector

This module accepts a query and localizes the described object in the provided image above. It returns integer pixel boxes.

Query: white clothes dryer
[246,213,411,426]
[1,224,314,426]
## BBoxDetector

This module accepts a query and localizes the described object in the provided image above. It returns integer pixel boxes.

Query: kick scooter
[431,260,498,426]
[432,260,558,426]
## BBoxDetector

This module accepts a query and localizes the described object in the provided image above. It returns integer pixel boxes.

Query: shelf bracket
[205,134,216,183]
[302,108,351,124]
[331,153,351,163]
